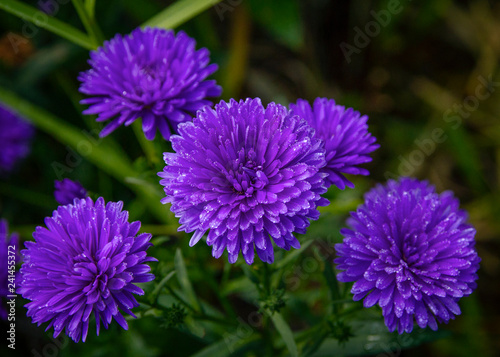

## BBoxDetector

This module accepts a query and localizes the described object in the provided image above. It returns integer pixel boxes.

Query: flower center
[226,148,268,196]
[72,253,109,299]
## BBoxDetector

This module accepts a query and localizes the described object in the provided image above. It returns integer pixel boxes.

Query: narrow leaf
[174,248,201,312]
[84,0,97,20]
[269,311,299,357]
[143,0,224,29]
[323,261,341,313]
[150,270,176,303]
[0,0,94,50]
[71,0,104,46]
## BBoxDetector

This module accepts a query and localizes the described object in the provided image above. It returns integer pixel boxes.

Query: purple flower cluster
[54,179,87,205]
[1,220,19,320]
[335,178,480,333]
[19,197,157,342]
[7,19,479,343]
[159,98,329,264]
[79,27,222,140]
[0,104,34,175]
[290,98,379,190]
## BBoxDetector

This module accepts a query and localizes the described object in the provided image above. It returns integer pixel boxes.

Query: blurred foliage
[0,0,499,356]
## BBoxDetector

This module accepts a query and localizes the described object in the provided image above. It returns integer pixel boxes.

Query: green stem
[71,0,104,47]
[262,262,272,296]
[84,0,97,20]
[0,0,94,50]
[143,0,224,29]
[132,121,160,165]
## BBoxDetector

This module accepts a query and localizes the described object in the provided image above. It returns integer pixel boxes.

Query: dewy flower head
[335,178,480,333]
[54,178,88,205]
[290,98,378,190]
[79,27,222,140]
[159,98,329,264]
[0,104,34,175]
[1,219,19,320]
[19,197,157,342]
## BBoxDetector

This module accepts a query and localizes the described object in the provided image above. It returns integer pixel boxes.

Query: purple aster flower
[335,178,480,333]
[38,0,57,15]
[18,197,157,342]
[78,27,222,140]
[1,219,19,320]
[290,98,378,190]
[159,98,329,264]
[54,178,87,205]
[0,104,34,175]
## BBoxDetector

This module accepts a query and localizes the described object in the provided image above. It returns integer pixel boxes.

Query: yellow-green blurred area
[0,0,499,356]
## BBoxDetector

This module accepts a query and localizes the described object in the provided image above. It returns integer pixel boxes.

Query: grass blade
[269,311,299,357]
[174,248,201,312]
[143,0,224,29]
[0,0,94,50]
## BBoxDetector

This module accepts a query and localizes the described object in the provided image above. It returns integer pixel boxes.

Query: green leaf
[84,0,97,20]
[174,248,201,312]
[0,0,95,50]
[0,87,171,224]
[269,311,299,357]
[447,127,487,192]
[71,0,104,46]
[323,261,341,313]
[150,270,176,303]
[143,0,224,29]
[183,315,206,338]
[246,0,304,50]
